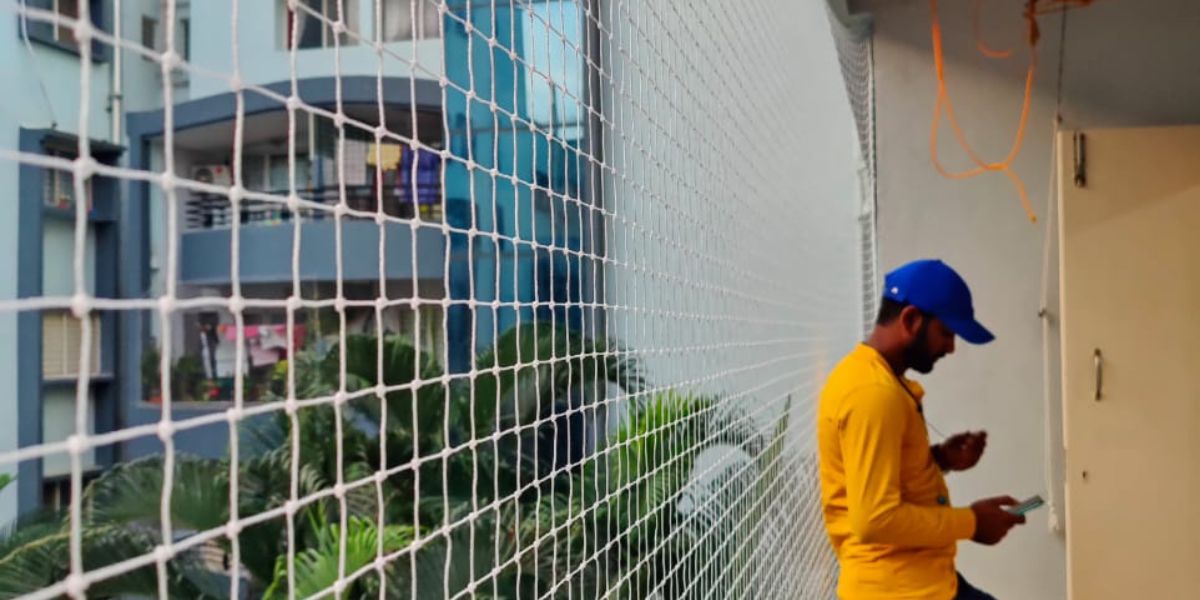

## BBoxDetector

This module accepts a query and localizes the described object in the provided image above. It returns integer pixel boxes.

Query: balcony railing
[183,183,443,231]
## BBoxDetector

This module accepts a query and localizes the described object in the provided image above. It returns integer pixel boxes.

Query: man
[817,259,1025,599]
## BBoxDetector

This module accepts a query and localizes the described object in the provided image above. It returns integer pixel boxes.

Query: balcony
[182,181,443,231]
[178,184,453,286]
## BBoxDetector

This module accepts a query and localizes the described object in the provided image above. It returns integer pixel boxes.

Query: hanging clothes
[398,146,443,206]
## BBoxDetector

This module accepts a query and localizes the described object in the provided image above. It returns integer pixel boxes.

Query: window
[41,471,101,511]
[378,0,441,42]
[139,12,189,81]
[179,17,190,60]
[53,0,79,48]
[140,15,156,55]
[139,15,188,61]
[42,151,93,213]
[522,0,584,140]
[21,0,109,60]
[247,153,312,192]
[283,0,360,49]
[42,310,102,380]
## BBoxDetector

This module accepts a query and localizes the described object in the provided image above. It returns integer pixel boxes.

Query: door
[1059,126,1200,599]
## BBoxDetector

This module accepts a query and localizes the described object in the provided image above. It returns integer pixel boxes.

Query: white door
[1058,125,1200,599]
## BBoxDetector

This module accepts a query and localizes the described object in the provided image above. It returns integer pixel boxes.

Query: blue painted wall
[1,2,120,521]
[178,218,454,285]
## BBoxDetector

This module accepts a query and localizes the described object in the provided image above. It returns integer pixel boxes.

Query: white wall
[601,0,863,403]
[862,0,1200,598]
[599,0,863,591]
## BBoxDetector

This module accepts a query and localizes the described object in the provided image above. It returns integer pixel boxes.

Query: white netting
[826,0,878,336]
[1,0,863,598]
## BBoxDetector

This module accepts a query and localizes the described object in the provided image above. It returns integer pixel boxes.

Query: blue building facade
[5,0,597,518]
[119,74,455,459]
[3,0,125,523]
[441,0,598,360]
[111,0,595,458]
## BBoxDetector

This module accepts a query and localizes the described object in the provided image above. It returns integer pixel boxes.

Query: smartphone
[1006,495,1045,516]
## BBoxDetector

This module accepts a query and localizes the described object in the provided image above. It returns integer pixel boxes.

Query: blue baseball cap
[883,259,994,345]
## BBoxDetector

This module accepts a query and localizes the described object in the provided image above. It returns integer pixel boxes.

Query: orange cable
[929,0,1042,222]
[973,0,1013,59]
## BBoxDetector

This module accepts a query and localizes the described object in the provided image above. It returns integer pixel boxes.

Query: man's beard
[904,320,939,374]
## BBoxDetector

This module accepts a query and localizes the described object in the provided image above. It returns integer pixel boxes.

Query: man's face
[904,315,957,374]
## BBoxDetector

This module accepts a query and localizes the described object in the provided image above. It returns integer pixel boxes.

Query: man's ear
[898,305,925,338]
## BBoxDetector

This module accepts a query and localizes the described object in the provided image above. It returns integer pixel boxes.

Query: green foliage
[0,508,225,599]
[141,345,161,396]
[0,324,796,600]
[172,354,207,402]
[262,515,417,600]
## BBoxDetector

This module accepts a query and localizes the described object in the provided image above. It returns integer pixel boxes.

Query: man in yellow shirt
[817,259,1025,599]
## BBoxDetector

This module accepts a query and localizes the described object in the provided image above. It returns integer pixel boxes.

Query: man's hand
[933,431,987,472]
[970,496,1025,545]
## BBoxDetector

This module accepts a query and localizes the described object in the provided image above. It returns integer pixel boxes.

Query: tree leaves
[262,517,417,600]
[3,324,800,600]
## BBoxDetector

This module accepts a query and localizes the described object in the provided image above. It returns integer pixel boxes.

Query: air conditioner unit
[191,164,232,188]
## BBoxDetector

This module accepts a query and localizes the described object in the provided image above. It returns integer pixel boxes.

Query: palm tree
[509,391,793,600]
[0,322,641,599]
[0,451,310,598]
[265,322,644,598]
[1,323,800,600]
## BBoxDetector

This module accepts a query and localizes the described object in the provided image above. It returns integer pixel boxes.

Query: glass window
[140,15,157,54]
[55,0,80,49]
[42,310,102,380]
[22,0,110,59]
[42,150,93,213]
[267,156,289,191]
[240,154,312,193]
[41,471,101,511]
[378,0,440,42]
[179,17,190,60]
[284,0,361,49]
[242,155,270,192]
[522,1,584,140]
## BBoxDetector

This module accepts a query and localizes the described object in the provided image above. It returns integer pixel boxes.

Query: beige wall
[859,0,1200,597]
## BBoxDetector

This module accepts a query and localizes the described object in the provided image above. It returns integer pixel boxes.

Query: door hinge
[1073,131,1087,188]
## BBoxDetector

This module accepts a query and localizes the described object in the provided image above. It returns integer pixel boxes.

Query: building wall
[41,220,100,480]
[112,0,506,459]
[595,0,864,589]
[441,0,589,371]
[0,3,117,524]
[600,0,863,398]
[190,0,444,100]
[119,72,449,460]
[861,0,1200,597]
[119,0,180,113]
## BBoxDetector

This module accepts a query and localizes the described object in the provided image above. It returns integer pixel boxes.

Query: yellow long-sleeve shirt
[817,344,977,600]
